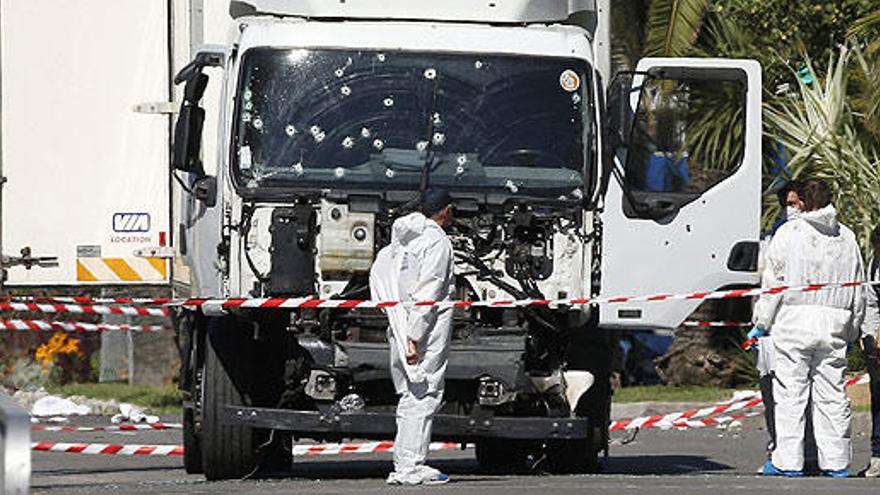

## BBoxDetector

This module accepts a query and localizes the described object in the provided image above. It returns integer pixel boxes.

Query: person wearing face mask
[751,181,809,469]
[753,179,867,477]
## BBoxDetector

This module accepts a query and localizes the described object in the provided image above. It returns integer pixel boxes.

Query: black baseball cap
[421,187,453,216]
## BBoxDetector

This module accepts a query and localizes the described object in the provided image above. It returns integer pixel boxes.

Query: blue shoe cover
[762,460,803,477]
[822,469,848,478]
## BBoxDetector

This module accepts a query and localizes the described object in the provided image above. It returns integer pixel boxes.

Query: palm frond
[644,0,711,57]
[763,46,880,253]
[848,9,880,54]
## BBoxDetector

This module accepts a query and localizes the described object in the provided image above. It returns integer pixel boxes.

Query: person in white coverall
[369,187,455,486]
[753,179,867,477]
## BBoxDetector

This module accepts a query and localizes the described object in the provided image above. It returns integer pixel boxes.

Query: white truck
[167,0,763,480]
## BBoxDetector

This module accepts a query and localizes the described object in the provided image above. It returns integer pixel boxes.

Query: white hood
[392,212,430,247]
[800,205,840,236]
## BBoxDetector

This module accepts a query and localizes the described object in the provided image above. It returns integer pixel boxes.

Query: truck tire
[200,317,259,480]
[182,408,203,474]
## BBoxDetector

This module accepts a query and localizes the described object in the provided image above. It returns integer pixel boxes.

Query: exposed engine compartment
[224,195,600,420]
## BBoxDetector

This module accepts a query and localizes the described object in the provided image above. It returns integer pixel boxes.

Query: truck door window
[624,77,746,217]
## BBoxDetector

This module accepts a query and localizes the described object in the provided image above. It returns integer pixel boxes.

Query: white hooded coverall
[369,212,455,475]
[753,205,867,472]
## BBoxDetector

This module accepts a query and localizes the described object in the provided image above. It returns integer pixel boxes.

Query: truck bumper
[224,406,590,441]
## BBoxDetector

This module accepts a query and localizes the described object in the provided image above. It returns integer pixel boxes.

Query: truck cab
[172,0,762,479]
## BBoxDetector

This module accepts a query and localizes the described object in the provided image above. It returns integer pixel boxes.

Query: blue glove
[747,326,765,340]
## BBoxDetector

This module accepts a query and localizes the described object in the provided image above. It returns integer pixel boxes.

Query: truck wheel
[200,317,259,480]
[183,408,203,474]
[475,439,530,473]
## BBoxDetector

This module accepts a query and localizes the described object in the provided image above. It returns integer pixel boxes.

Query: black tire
[201,317,259,480]
[200,315,293,480]
[475,439,532,473]
[182,408,203,474]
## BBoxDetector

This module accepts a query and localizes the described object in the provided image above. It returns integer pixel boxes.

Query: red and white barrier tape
[33,440,462,457]
[0,301,168,317]
[2,296,171,306]
[662,411,763,430]
[0,319,165,333]
[175,281,880,312]
[846,373,871,388]
[291,441,461,456]
[31,442,184,456]
[611,372,871,432]
[32,423,181,433]
[609,395,765,432]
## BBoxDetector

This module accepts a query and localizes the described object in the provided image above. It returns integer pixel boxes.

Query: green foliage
[644,0,712,57]
[716,0,876,71]
[763,46,880,254]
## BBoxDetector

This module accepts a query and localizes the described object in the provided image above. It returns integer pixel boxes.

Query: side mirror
[172,73,209,175]
[193,176,217,207]
[606,74,634,150]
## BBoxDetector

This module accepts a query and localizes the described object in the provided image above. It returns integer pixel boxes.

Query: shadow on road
[274,457,482,480]
[603,455,734,475]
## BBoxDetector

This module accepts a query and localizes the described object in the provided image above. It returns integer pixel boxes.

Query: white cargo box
[0,0,231,285]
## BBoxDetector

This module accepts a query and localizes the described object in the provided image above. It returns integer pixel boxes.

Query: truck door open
[599,58,762,330]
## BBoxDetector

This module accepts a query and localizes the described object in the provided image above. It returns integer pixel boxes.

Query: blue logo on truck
[112,213,151,233]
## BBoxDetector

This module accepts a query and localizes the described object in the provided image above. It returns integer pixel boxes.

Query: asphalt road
[30,412,879,494]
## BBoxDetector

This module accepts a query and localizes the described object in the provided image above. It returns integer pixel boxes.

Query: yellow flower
[34,331,82,368]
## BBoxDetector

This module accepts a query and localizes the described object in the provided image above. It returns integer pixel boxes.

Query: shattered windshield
[232,48,591,197]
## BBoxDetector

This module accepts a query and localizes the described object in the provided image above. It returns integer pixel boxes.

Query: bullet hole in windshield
[244,101,254,111]
[242,113,252,123]
[432,132,446,146]
[252,118,263,130]
[334,68,345,78]
[572,94,582,104]
[383,97,395,108]
[475,60,484,69]
[432,113,442,125]
[424,68,437,80]
[334,167,346,178]
[457,154,468,166]
[340,85,352,97]
[342,136,355,149]
[373,139,384,150]
[285,125,297,136]
[361,127,372,138]
[416,141,428,152]
[243,89,252,101]
[505,180,519,194]
[376,53,386,62]
[310,125,326,143]
[292,162,304,176]
[385,168,395,179]
[455,165,465,176]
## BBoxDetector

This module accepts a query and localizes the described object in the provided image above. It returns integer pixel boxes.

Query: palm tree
[611,0,712,71]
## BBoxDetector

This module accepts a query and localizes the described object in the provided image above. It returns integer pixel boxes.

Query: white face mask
[786,206,801,220]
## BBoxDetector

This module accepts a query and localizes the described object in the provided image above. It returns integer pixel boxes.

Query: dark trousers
[872,370,880,457]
